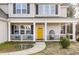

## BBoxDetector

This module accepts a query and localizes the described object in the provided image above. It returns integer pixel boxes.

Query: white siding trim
[73,22,76,41]
[45,22,47,41]
[8,22,11,41]
[33,22,35,41]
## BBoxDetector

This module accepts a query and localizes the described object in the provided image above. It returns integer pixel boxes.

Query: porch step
[36,40,45,42]
[36,39,45,42]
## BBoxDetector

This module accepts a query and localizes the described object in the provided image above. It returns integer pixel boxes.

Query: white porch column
[73,22,76,41]
[8,22,11,41]
[45,22,47,41]
[33,22,36,41]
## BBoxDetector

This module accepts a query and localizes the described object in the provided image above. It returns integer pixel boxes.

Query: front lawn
[33,42,79,55]
[0,41,34,53]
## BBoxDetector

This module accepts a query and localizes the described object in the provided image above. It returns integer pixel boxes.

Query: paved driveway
[33,42,79,55]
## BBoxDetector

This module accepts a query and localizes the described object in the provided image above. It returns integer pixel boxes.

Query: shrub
[76,38,79,42]
[59,37,70,49]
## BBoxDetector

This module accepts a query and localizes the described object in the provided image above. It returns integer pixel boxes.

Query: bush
[76,38,79,42]
[59,37,70,49]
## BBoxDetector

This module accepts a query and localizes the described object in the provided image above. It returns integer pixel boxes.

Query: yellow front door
[37,25,44,40]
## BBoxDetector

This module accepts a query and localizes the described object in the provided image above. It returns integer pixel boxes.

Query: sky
[0,0,79,3]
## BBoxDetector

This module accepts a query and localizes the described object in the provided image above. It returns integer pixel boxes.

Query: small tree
[67,4,74,17]
[76,37,79,42]
[59,37,70,49]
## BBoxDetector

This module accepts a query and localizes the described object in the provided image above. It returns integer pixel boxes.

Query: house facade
[0,3,78,43]
[74,4,79,37]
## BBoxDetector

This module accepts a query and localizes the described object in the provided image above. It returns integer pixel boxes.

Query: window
[26,25,31,30]
[76,24,79,35]
[16,4,21,14]
[25,25,31,34]
[21,25,25,29]
[36,4,58,15]
[45,5,49,14]
[13,3,30,14]
[61,23,73,34]
[15,30,19,34]
[31,25,33,34]
[61,25,65,34]
[11,25,14,34]
[49,30,55,34]
[39,5,44,15]
[50,5,55,14]
[67,23,72,34]
[11,25,20,34]
[14,25,19,34]
[49,30,55,40]
[20,25,25,34]
[20,25,31,34]
[61,23,73,40]
[11,24,32,35]
[20,30,25,34]
[22,4,27,14]
[26,30,31,34]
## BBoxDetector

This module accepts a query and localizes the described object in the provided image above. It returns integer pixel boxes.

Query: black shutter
[55,5,58,15]
[36,4,38,14]
[27,3,30,14]
[11,25,14,34]
[13,3,16,14]
[31,25,33,34]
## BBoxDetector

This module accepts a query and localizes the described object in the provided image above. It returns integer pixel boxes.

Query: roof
[0,3,8,5]
[34,16,67,18]
[0,8,8,19]
[60,3,70,6]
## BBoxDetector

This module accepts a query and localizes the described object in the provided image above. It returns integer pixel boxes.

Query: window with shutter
[13,3,30,14]
[36,4,58,15]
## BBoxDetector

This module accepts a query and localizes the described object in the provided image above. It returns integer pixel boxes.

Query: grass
[1,41,79,55]
[33,42,79,55]
[0,41,34,53]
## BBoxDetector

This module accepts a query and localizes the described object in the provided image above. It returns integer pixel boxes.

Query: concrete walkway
[0,42,46,55]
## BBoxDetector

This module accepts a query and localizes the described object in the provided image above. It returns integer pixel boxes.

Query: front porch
[8,21,76,42]
[47,23,73,41]
[10,23,34,41]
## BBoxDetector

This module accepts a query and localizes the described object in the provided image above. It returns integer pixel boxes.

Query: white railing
[10,34,33,41]
[47,34,73,40]
[60,34,73,40]
[10,34,73,41]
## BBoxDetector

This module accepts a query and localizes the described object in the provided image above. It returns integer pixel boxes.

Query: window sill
[35,15,59,17]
